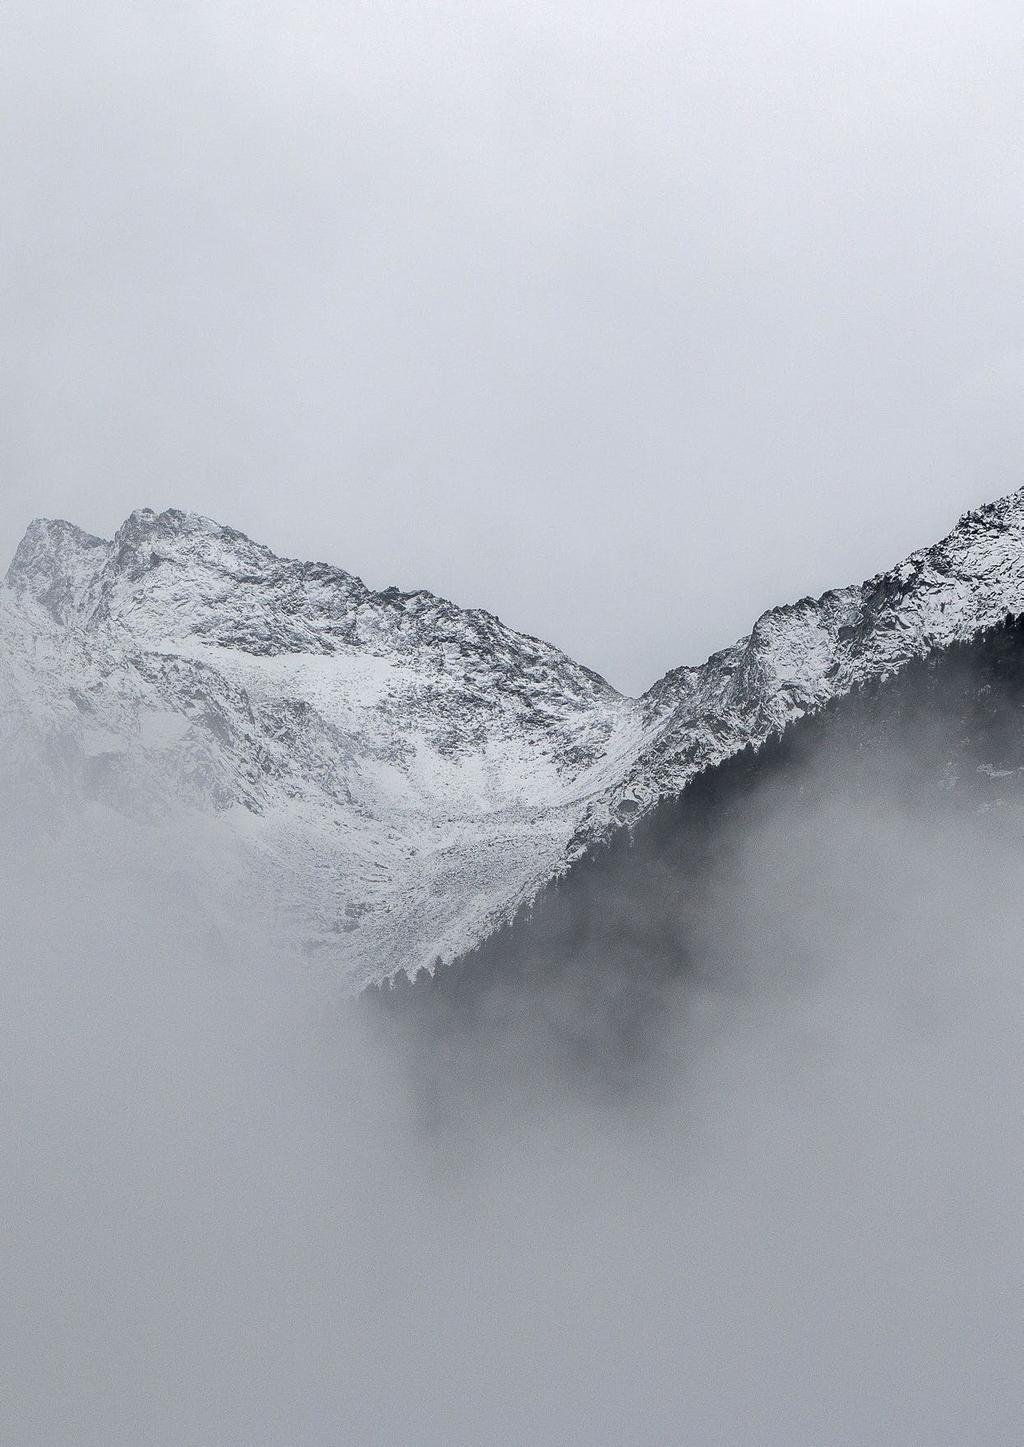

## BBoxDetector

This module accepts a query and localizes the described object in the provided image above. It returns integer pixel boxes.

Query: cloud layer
[5,706,1023,1444]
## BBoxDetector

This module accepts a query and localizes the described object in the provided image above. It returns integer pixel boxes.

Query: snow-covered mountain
[4,489,1024,985]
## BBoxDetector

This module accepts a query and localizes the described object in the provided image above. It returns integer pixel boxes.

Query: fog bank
[4,752,1023,1444]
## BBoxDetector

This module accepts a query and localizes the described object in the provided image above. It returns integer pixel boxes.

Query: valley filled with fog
[6,663,1023,1446]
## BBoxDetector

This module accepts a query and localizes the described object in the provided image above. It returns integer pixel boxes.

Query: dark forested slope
[364,615,1024,1106]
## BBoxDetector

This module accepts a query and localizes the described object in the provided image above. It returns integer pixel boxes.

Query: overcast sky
[2,1,1021,693]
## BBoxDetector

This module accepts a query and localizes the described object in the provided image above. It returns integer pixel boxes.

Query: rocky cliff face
[4,490,1024,985]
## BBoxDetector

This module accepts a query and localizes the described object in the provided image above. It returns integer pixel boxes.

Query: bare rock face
[4,489,1024,986]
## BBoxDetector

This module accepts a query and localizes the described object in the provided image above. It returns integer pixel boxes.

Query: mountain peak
[4,507,285,628]
[108,507,276,572]
[8,515,107,571]
[5,517,111,622]
[2,505,620,717]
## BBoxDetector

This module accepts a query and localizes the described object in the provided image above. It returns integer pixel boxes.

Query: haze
[3,1,1022,692]
[4,712,1022,1444]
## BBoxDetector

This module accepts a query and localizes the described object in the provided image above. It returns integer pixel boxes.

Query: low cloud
[4,713,1023,1444]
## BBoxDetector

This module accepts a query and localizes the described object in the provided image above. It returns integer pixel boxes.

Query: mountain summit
[4,488,1024,984]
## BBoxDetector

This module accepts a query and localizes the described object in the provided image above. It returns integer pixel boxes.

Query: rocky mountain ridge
[4,489,1024,985]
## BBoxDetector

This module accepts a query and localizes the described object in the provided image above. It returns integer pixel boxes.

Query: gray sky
[2,0,1021,693]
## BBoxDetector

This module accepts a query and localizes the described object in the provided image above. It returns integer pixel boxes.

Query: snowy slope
[0,508,645,983]
[4,490,1024,985]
